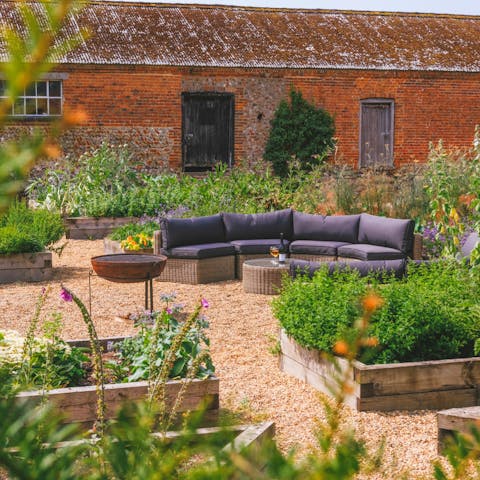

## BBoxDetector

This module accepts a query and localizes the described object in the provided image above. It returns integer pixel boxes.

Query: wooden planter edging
[16,336,219,426]
[65,217,137,240]
[437,406,480,453]
[0,251,52,283]
[280,329,480,412]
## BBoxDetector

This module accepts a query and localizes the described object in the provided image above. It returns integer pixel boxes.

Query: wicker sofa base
[158,256,235,284]
[236,254,273,280]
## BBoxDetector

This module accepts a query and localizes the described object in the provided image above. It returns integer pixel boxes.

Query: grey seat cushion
[160,214,225,249]
[222,209,293,241]
[293,212,360,243]
[337,243,406,261]
[289,258,407,280]
[161,242,235,259]
[289,240,350,257]
[461,231,479,259]
[229,238,290,254]
[358,213,414,254]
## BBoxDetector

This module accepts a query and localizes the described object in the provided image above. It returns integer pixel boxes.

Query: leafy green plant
[113,303,214,383]
[264,87,336,177]
[0,226,43,254]
[274,261,480,364]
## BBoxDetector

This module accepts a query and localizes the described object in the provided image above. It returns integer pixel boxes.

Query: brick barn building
[1,0,480,171]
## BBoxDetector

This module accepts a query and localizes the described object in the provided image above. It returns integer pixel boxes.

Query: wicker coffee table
[242,258,292,295]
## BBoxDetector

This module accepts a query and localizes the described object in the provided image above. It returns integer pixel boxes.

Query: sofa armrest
[154,230,162,255]
[412,233,423,260]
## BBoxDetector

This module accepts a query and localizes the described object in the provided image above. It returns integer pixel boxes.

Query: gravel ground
[0,239,441,478]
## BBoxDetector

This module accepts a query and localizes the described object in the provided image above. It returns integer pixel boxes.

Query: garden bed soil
[65,217,137,240]
[0,251,52,284]
[280,329,480,412]
[0,237,441,479]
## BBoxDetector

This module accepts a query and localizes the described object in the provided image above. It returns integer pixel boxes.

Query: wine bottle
[278,232,286,264]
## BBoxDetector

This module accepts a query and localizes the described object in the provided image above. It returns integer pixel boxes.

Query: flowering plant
[120,232,153,251]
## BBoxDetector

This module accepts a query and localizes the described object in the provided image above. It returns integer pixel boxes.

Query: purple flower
[201,298,209,309]
[60,288,73,302]
[165,307,173,315]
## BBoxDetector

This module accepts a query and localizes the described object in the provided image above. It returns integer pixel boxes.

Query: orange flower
[361,337,379,348]
[63,107,89,126]
[362,293,384,313]
[459,193,477,207]
[43,142,62,159]
[333,340,349,356]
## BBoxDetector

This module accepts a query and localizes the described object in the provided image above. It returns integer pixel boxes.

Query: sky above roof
[113,0,480,15]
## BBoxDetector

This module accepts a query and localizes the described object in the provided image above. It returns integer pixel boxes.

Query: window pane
[49,98,62,115]
[26,83,36,97]
[26,98,36,115]
[13,98,24,115]
[49,81,61,97]
[37,98,48,115]
[36,81,47,97]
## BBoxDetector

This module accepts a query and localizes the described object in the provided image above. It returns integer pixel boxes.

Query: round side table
[242,258,292,295]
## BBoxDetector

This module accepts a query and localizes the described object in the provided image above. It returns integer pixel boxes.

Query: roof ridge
[79,1,480,20]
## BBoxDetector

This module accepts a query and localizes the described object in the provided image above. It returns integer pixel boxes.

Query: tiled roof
[1,1,480,71]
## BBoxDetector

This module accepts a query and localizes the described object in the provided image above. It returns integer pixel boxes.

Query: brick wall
[3,64,479,171]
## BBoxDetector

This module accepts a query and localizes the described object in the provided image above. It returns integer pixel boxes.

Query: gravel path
[0,239,440,478]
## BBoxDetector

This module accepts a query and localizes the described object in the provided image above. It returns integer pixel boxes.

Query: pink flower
[201,298,209,309]
[165,307,173,315]
[60,288,73,302]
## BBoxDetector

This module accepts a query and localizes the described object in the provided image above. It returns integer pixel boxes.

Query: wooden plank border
[280,330,480,412]
[16,337,219,425]
[65,217,137,240]
[0,251,52,283]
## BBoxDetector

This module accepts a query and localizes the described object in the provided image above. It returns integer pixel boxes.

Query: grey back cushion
[160,214,225,249]
[293,212,360,244]
[222,209,293,241]
[358,213,414,253]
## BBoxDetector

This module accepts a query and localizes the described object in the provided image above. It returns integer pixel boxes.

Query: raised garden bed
[65,217,137,240]
[103,238,153,255]
[15,336,219,427]
[279,330,480,412]
[0,251,52,283]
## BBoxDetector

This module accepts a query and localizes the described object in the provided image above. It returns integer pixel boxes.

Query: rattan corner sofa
[153,209,422,284]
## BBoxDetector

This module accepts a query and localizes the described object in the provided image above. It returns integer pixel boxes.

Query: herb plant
[274,261,480,364]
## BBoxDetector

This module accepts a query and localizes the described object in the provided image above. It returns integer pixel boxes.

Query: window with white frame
[0,79,63,117]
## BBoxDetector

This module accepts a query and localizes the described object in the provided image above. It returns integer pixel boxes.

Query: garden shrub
[0,201,64,254]
[0,226,42,255]
[272,267,371,354]
[264,88,335,177]
[274,261,480,364]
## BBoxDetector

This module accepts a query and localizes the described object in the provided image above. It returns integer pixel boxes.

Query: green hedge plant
[0,201,64,254]
[274,261,480,364]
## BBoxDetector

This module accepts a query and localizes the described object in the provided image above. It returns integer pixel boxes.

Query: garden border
[0,251,52,283]
[15,336,219,427]
[65,217,137,240]
[279,330,480,412]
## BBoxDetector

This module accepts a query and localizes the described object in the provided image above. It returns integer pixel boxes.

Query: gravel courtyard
[0,238,440,478]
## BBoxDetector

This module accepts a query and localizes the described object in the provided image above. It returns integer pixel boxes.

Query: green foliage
[423,129,480,257]
[264,88,336,177]
[0,226,43,254]
[274,261,480,364]
[0,201,64,253]
[368,261,480,363]
[0,0,86,213]
[272,267,370,354]
[109,220,160,242]
[113,308,214,383]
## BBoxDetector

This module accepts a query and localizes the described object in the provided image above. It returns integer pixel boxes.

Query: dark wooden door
[182,93,234,171]
[360,100,394,168]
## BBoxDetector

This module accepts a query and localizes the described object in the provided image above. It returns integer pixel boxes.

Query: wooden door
[182,92,234,171]
[360,100,394,168]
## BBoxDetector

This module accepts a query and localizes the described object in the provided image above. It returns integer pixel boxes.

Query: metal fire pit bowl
[91,254,167,283]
